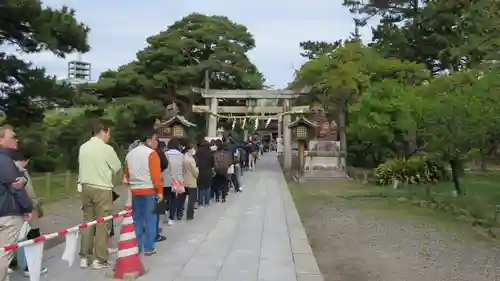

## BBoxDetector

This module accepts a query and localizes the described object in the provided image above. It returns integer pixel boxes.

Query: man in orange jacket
[123,129,163,256]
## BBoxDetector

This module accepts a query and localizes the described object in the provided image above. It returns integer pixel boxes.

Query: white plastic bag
[227,164,234,174]
[18,221,31,241]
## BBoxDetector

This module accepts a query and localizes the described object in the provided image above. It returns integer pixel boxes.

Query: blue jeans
[132,194,158,252]
[198,188,210,205]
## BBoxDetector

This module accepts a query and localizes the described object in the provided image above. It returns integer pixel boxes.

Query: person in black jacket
[155,141,168,242]
[0,125,33,281]
[156,141,168,171]
[195,140,214,206]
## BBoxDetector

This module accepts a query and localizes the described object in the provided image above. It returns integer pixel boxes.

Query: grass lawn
[30,172,79,203]
[290,172,500,241]
[289,175,500,281]
[376,172,500,227]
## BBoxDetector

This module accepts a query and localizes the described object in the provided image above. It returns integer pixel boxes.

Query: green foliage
[3,10,266,173]
[347,80,421,167]
[344,0,500,73]
[17,96,164,172]
[94,13,265,116]
[375,156,449,186]
[299,40,341,60]
[1,0,90,126]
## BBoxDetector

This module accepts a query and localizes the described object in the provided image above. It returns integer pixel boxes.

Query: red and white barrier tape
[1,209,131,253]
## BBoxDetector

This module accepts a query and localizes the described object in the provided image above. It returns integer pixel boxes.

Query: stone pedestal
[303,140,347,178]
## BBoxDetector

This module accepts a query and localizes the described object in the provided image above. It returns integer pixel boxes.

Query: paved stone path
[11,153,323,281]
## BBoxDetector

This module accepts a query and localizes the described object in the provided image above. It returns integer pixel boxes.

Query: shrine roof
[158,115,196,127]
[288,115,318,128]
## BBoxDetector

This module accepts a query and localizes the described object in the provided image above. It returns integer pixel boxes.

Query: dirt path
[301,198,500,281]
[36,187,128,249]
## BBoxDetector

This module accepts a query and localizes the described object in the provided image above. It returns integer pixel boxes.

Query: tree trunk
[338,100,348,169]
[449,158,462,195]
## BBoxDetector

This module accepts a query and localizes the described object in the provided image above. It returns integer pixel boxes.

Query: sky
[12,0,374,88]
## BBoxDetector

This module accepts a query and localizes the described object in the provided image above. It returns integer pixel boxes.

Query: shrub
[374,156,449,185]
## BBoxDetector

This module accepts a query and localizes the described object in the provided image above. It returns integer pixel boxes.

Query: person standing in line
[78,120,121,269]
[9,150,48,277]
[163,138,184,225]
[0,125,33,281]
[195,140,213,206]
[182,141,199,220]
[212,140,232,203]
[243,140,251,170]
[230,140,242,192]
[155,141,168,243]
[123,128,163,256]
[238,145,246,177]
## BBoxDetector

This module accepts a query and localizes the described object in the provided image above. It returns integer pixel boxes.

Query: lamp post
[288,115,318,179]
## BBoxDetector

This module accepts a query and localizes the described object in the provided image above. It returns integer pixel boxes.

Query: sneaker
[144,249,156,256]
[108,248,118,254]
[24,267,48,277]
[91,260,110,270]
[79,258,89,269]
[156,235,167,242]
[167,219,174,226]
[7,268,13,274]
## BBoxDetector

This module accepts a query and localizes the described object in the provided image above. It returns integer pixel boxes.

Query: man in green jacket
[78,120,121,270]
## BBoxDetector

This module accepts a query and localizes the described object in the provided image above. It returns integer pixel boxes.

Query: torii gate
[191,87,310,170]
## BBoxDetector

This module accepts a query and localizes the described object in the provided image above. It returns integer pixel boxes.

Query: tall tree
[344,0,500,73]
[417,69,500,194]
[95,13,265,113]
[299,40,341,60]
[293,41,428,166]
[1,1,90,126]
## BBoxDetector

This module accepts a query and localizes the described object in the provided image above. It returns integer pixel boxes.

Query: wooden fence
[31,171,78,202]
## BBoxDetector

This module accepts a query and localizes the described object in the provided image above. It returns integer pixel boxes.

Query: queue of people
[0,120,264,281]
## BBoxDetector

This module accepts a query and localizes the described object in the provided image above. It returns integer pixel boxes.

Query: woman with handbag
[8,150,48,277]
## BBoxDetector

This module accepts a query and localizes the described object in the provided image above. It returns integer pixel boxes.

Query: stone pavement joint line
[10,153,324,281]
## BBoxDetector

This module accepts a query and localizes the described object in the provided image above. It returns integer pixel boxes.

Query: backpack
[213,150,231,174]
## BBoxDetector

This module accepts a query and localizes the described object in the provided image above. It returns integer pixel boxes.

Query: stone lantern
[288,115,318,171]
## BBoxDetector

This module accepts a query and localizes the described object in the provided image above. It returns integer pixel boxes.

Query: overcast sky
[12,0,373,88]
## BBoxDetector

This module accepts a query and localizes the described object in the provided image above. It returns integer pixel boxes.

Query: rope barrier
[1,209,130,252]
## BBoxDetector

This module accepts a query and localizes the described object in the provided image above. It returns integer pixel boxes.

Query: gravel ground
[301,200,500,281]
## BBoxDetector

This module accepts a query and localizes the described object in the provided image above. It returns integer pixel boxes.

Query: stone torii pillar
[277,115,282,140]
[283,99,292,170]
[204,71,218,138]
[208,97,218,137]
